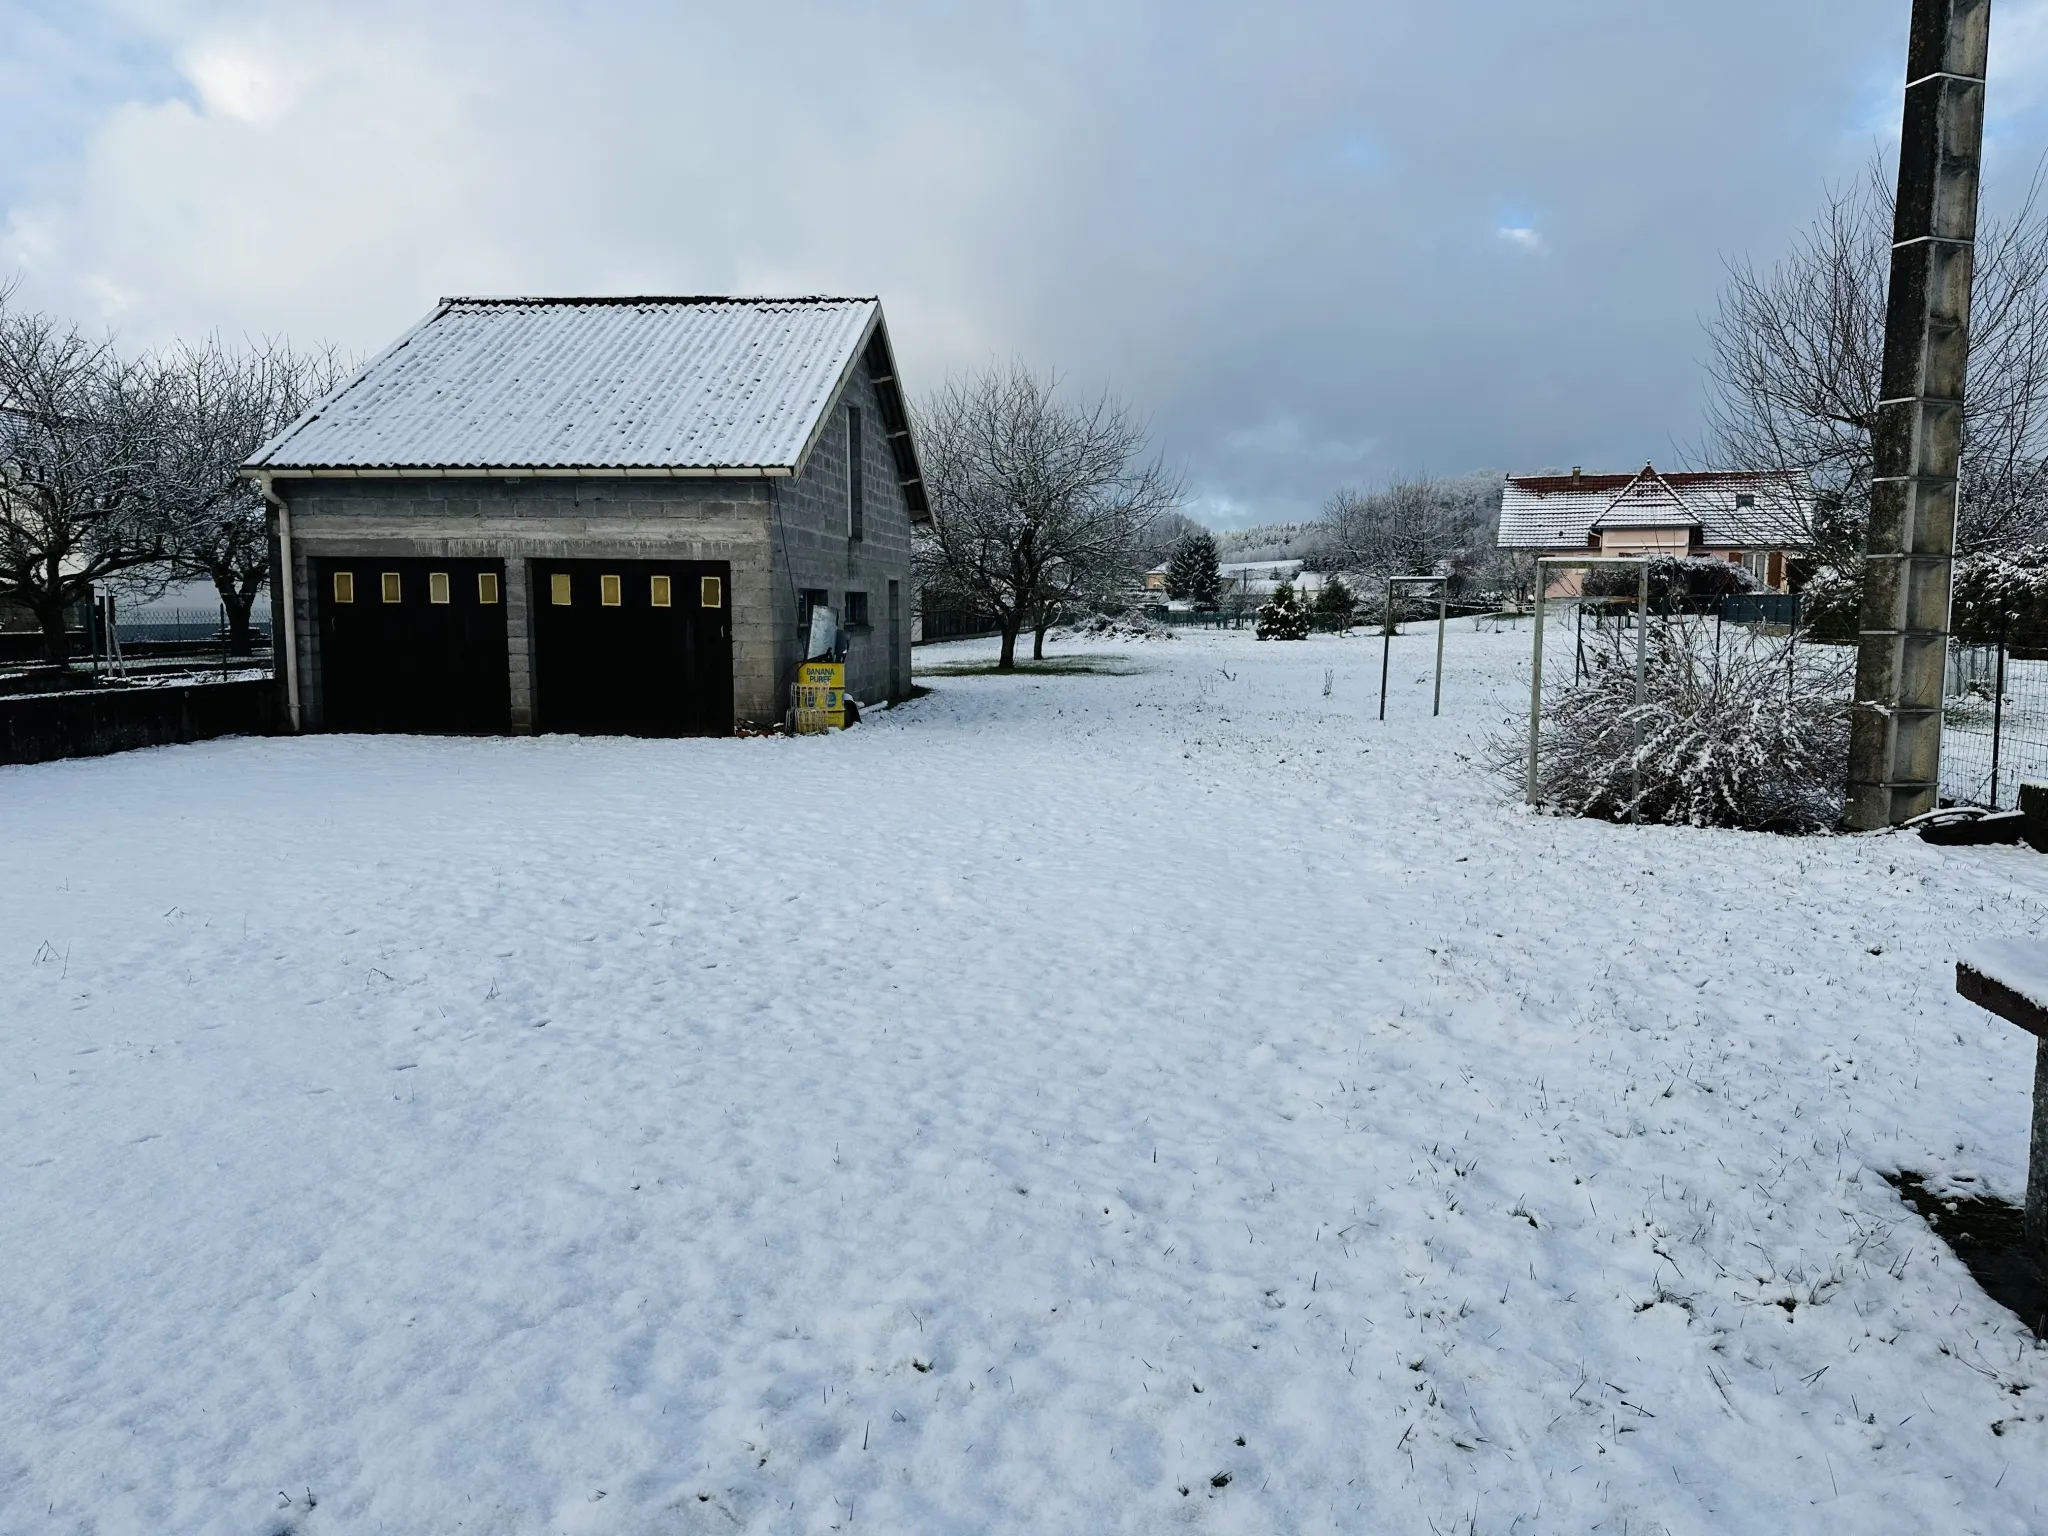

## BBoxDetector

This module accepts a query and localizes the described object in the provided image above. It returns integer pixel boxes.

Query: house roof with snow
[1496,465,1810,550]
[245,295,928,517]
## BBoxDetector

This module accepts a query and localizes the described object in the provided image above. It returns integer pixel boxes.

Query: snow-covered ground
[4,626,2048,1534]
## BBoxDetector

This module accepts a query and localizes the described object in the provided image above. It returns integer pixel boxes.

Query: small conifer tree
[1310,575,1356,632]
[1255,581,1310,640]
[1166,532,1223,607]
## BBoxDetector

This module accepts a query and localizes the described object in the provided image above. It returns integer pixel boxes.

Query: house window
[650,575,672,608]
[478,572,500,605]
[847,405,864,540]
[1735,492,1756,509]
[551,573,572,605]
[845,590,869,628]
[333,571,355,604]
[600,574,622,607]
[701,576,723,609]
[429,571,450,605]
[381,572,402,604]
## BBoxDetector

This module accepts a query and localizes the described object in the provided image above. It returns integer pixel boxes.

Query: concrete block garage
[245,295,930,735]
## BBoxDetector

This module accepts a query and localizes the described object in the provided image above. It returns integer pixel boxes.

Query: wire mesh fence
[116,609,270,648]
[1941,637,2048,809]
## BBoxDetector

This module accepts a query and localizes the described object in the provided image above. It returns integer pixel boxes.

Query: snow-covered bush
[1521,618,1852,832]
[1255,582,1309,640]
[1794,562,1861,641]
[1951,544,2048,646]
[1581,554,1758,607]
[1059,607,1172,642]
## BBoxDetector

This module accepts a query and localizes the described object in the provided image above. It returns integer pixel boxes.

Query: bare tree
[160,338,342,654]
[1706,161,2048,570]
[917,363,1180,669]
[1320,470,1511,609]
[0,296,173,665]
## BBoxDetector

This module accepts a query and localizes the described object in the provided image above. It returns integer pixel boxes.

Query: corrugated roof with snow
[245,295,928,516]
[1497,464,1811,550]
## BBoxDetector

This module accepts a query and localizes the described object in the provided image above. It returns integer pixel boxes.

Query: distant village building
[246,296,929,736]
[1144,558,1323,608]
[1496,464,1811,592]
[1220,560,1323,599]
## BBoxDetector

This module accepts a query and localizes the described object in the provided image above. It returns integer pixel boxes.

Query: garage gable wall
[771,356,916,706]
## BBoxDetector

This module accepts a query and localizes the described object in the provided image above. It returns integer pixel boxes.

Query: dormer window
[1735,492,1755,509]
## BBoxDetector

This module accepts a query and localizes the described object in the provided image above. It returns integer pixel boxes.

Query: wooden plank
[1958,961,2048,1040]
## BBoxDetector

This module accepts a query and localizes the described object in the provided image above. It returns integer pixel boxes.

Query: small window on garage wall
[381,572,402,604]
[429,571,451,604]
[845,590,869,627]
[478,572,500,605]
[601,574,622,607]
[333,571,355,604]
[551,573,572,605]
[650,574,672,608]
[701,576,723,608]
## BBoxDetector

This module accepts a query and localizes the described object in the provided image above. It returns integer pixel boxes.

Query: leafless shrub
[1518,618,1853,832]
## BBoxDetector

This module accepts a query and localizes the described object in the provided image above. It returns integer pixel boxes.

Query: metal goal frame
[1379,575,1449,721]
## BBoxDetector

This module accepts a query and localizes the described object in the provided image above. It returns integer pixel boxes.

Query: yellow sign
[793,661,845,733]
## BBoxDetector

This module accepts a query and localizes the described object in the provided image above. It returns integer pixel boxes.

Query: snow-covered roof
[246,296,929,516]
[1497,465,1810,550]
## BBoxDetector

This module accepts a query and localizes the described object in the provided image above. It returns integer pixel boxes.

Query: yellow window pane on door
[701,575,723,608]
[650,575,672,608]
[551,573,572,605]
[381,572,402,603]
[600,574,622,606]
[478,572,500,605]
[333,571,355,604]
[429,571,450,604]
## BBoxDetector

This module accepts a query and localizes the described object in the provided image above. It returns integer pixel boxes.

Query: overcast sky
[7,1,2048,528]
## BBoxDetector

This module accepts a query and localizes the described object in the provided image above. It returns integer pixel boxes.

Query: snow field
[2,626,2047,1533]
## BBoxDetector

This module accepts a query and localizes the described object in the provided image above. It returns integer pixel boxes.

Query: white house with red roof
[1496,464,1812,592]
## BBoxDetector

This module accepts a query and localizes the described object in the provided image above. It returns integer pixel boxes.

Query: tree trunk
[216,575,258,657]
[221,593,256,656]
[1033,621,1048,660]
[32,596,72,667]
[997,620,1021,670]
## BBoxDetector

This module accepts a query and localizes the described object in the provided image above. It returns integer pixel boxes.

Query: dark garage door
[532,559,733,737]
[316,558,510,734]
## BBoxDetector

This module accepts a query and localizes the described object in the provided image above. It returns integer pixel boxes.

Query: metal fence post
[1992,607,2010,809]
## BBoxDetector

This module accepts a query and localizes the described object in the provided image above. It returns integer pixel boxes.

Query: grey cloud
[5,1,2045,526]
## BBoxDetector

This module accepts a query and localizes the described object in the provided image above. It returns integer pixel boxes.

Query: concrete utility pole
[1845,0,1991,828]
